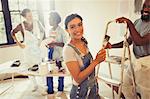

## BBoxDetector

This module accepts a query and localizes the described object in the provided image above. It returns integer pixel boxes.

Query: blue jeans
[47,48,64,94]
[47,77,64,94]
[48,47,54,60]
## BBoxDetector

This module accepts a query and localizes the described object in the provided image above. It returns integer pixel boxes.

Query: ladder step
[97,76,121,86]
[105,55,128,64]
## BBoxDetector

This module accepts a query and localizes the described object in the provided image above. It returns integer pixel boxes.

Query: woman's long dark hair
[65,14,88,45]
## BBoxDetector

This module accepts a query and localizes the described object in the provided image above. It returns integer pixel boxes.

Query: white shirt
[48,26,68,60]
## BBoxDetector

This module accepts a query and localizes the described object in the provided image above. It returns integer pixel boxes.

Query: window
[9,0,39,42]
[0,1,7,44]
[9,0,39,27]
[0,0,50,46]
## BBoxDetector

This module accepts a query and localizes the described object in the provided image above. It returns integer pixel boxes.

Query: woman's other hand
[94,49,106,64]
[19,43,25,49]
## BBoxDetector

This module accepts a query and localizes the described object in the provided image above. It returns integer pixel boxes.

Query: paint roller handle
[103,35,112,49]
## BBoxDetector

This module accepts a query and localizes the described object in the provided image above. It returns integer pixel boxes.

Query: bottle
[39,62,48,75]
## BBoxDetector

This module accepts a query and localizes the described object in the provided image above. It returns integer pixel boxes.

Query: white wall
[0,0,139,65]
[55,0,139,56]
[55,0,139,78]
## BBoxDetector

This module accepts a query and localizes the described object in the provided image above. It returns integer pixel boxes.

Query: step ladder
[96,21,138,99]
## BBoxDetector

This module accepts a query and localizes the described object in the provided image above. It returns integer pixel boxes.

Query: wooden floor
[0,76,117,99]
[0,77,71,99]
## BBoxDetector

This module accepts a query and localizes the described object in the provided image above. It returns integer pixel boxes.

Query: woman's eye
[70,26,75,29]
[78,23,82,27]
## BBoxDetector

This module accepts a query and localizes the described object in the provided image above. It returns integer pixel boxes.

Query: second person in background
[46,11,68,99]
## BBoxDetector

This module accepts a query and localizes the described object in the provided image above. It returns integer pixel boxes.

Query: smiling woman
[63,13,106,99]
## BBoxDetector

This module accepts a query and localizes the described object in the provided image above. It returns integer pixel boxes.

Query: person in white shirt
[45,11,68,99]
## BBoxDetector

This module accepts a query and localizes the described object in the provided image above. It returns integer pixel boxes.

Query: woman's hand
[94,49,106,64]
[19,43,25,49]
[12,35,25,49]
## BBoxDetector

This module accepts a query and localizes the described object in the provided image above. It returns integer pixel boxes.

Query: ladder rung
[97,76,121,86]
[105,56,128,64]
